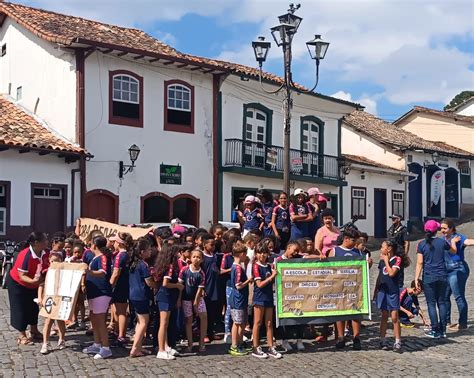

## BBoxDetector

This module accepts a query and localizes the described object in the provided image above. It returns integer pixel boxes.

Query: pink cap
[244,195,257,204]
[317,194,328,202]
[307,187,321,197]
[424,220,441,233]
[173,225,186,235]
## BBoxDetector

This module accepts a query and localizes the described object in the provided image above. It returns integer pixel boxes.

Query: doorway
[84,189,119,223]
[374,188,387,238]
[31,184,66,237]
[445,168,459,218]
[408,163,422,222]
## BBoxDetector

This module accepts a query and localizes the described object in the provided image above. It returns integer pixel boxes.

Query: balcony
[223,139,345,183]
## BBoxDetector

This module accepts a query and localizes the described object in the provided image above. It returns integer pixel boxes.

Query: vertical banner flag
[430,170,444,206]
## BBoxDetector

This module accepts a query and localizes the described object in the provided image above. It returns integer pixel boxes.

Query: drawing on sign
[44,297,54,314]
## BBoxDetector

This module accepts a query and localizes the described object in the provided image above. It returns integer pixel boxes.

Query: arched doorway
[141,193,171,223]
[445,168,459,218]
[426,165,442,217]
[84,189,118,223]
[408,163,422,222]
[173,195,199,226]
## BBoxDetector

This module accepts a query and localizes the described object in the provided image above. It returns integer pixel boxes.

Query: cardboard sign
[78,218,152,241]
[291,157,303,171]
[275,258,371,326]
[39,262,87,321]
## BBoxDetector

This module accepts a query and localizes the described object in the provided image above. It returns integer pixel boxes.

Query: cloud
[332,91,378,115]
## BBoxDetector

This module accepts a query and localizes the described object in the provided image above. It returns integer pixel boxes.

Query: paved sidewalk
[0,226,473,377]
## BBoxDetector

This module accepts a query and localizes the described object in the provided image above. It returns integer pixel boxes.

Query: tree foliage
[444,90,474,110]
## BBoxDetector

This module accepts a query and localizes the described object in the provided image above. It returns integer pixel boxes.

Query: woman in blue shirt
[440,219,474,331]
[415,220,457,338]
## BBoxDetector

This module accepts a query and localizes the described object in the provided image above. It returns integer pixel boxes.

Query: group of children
[32,189,431,360]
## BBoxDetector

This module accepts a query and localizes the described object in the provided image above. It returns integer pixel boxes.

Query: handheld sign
[78,218,152,241]
[275,257,371,326]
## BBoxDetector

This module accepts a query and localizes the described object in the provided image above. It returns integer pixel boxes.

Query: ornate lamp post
[252,3,329,194]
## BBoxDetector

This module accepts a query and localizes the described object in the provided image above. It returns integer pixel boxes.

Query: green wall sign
[160,164,182,185]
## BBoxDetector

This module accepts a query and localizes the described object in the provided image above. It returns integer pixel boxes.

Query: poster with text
[78,218,152,241]
[275,258,371,326]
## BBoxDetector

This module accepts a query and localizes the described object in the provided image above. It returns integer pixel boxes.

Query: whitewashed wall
[84,52,215,227]
[0,150,77,226]
[342,168,406,237]
[454,102,474,116]
[0,20,77,142]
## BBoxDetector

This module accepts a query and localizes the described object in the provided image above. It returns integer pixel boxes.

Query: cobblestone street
[0,224,473,377]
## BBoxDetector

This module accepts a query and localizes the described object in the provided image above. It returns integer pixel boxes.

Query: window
[33,187,62,199]
[0,183,7,235]
[109,70,143,127]
[164,80,195,133]
[392,190,405,218]
[16,86,22,101]
[1,44,6,57]
[351,187,366,219]
[459,161,471,188]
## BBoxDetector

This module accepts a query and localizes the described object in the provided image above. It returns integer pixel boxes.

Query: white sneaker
[267,346,283,359]
[296,339,305,351]
[57,340,66,350]
[40,343,52,355]
[82,344,101,354]
[243,335,250,342]
[281,340,292,351]
[93,347,112,359]
[156,351,176,360]
[165,346,180,356]
[224,333,232,344]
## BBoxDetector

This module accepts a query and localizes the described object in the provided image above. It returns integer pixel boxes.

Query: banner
[275,257,371,326]
[78,218,152,241]
[430,170,444,206]
[39,262,87,321]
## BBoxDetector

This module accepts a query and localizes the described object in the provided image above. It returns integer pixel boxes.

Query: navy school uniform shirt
[243,208,262,231]
[334,246,362,258]
[417,237,451,279]
[179,265,206,301]
[261,201,276,234]
[111,251,129,300]
[377,256,401,295]
[86,254,112,299]
[202,252,219,301]
[156,264,180,304]
[399,288,419,310]
[129,260,152,301]
[230,263,249,310]
[82,249,95,265]
[252,262,274,305]
[273,205,290,231]
[220,253,234,287]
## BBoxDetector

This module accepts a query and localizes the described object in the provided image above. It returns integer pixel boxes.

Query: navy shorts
[254,301,274,308]
[377,291,400,311]
[158,301,175,312]
[112,288,129,304]
[130,300,150,315]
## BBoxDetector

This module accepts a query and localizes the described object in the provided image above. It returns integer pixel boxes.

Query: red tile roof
[0,2,361,109]
[343,154,405,172]
[343,110,474,159]
[395,105,474,125]
[0,95,87,156]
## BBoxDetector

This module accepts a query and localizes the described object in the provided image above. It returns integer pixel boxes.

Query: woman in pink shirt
[315,208,340,257]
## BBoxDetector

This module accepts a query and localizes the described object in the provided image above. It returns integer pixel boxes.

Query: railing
[224,138,343,181]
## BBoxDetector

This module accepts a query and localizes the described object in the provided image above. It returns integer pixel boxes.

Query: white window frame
[351,187,366,219]
[459,161,471,176]
[392,191,405,218]
[112,75,139,104]
[33,187,62,199]
[302,120,319,154]
[167,84,191,112]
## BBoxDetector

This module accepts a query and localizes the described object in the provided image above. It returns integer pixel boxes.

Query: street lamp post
[252,3,329,195]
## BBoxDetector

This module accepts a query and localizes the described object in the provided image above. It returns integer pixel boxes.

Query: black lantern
[119,144,141,178]
[270,23,296,47]
[306,34,330,60]
[278,4,302,32]
[252,36,271,65]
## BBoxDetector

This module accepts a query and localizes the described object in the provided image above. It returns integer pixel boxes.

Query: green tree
[444,90,474,110]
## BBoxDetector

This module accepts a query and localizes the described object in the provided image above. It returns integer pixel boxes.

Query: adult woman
[7,232,48,345]
[415,220,457,338]
[440,219,474,331]
[315,208,340,257]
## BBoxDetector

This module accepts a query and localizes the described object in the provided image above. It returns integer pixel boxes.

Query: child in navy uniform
[220,237,236,344]
[271,192,291,251]
[241,195,263,236]
[128,237,156,357]
[201,234,221,341]
[399,280,428,328]
[258,190,276,237]
[251,241,282,359]
[155,244,184,360]
[376,240,402,353]
[179,249,207,353]
[289,189,311,240]
[109,232,132,346]
[328,229,363,350]
[229,241,252,356]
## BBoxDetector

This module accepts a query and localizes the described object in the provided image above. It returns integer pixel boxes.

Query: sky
[19,0,474,120]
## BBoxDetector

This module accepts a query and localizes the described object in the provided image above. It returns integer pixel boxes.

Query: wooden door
[32,186,65,236]
[84,190,118,223]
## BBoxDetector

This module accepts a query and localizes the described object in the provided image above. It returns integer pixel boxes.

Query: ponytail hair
[130,237,151,273]
[425,231,436,250]
[92,236,110,257]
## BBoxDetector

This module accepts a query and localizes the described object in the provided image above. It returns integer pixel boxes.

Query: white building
[342,111,474,236]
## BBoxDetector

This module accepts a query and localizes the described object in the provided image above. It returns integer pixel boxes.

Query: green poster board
[275,258,371,326]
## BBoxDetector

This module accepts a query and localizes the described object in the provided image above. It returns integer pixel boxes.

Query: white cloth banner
[430,170,444,206]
